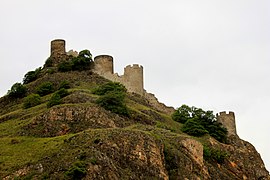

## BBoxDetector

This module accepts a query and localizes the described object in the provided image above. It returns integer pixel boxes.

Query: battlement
[217,111,237,136]
[217,111,235,117]
[125,64,143,69]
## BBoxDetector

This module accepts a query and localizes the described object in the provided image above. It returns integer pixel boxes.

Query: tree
[182,119,208,136]
[8,83,27,98]
[23,67,42,84]
[172,105,228,142]
[171,104,192,123]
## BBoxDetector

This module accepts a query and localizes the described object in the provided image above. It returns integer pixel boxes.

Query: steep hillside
[0,55,269,179]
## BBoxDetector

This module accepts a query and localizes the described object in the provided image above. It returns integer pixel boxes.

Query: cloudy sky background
[1,0,269,170]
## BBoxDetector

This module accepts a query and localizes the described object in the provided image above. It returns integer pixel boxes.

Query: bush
[59,80,71,89]
[57,49,93,72]
[47,93,61,108]
[92,82,126,95]
[23,94,41,109]
[7,83,27,98]
[203,145,229,164]
[44,57,53,67]
[23,67,42,84]
[47,88,69,108]
[58,61,73,72]
[36,82,54,96]
[56,88,69,98]
[96,91,129,116]
[65,161,87,180]
[94,82,129,116]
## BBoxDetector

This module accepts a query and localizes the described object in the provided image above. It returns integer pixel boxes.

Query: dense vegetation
[23,94,41,109]
[93,82,130,116]
[47,88,69,108]
[7,83,27,98]
[23,67,42,84]
[58,50,93,72]
[172,105,228,143]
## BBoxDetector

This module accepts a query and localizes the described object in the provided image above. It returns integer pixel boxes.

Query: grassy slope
[0,70,209,178]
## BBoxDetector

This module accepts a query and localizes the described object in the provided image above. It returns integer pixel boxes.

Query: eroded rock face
[21,105,129,137]
[181,139,204,167]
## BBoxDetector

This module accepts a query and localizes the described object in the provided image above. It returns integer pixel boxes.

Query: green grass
[0,135,72,177]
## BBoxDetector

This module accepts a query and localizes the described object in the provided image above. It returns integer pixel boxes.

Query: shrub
[65,161,87,180]
[47,88,69,108]
[92,82,126,95]
[36,82,54,96]
[94,82,129,116]
[203,145,229,164]
[56,88,69,98]
[23,94,41,109]
[57,49,93,72]
[23,67,42,84]
[7,83,27,98]
[59,80,71,89]
[58,61,73,72]
[44,57,53,67]
[96,91,129,116]
[47,93,61,108]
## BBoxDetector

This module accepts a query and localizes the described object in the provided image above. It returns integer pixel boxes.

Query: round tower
[51,39,66,57]
[123,64,144,95]
[217,111,237,136]
[93,55,114,75]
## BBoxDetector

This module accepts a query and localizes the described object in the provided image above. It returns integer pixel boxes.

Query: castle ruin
[48,39,238,134]
[93,55,144,96]
[217,111,237,136]
[49,39,174,114]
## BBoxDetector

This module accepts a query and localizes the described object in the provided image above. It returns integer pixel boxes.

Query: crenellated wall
[123,64,144,95]
[217,111,237,136]
[92,55,174,114]
[48,39,174,114]
[93,55,144,96]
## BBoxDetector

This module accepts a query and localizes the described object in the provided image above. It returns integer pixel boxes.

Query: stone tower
[50,39,66,58]
[94,55,114,75]
[217,111,237,136]
[123,64,144,95]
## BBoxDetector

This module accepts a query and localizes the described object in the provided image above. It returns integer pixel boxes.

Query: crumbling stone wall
[51,39,66,57]
[49,39,68,66]
[123,64,144,95]
[93,55,143,95]
[94,55,114,75]
[217,111,237,136]
[92,55,174,114]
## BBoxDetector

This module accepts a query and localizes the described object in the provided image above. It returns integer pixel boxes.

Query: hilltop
[0,40,269,179]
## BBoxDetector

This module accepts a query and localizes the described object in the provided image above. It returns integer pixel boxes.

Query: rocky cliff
[0,67,269,179]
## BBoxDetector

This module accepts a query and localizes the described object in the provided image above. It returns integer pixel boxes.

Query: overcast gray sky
[1,0,269,170]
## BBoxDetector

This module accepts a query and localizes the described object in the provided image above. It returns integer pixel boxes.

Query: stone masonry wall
[93,55,175,114]
[51,39,66,57]
[217,111,237,136]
